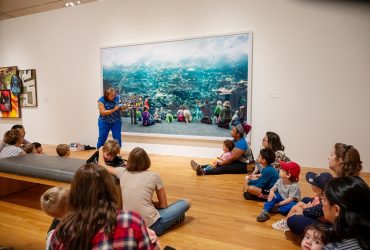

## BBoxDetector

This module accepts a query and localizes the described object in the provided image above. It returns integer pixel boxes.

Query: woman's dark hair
[3,129,23,145]
[103,87,116,100]
[259,148,276,165]
[266,131,285,152]
[303,223,334,245]
[223,139,235,152]
[334,143,362,177]
[143,106,148,112]
[56,163,118,250]
[126,147,151,172]
[11,124,24,130]
[324,176,370,249]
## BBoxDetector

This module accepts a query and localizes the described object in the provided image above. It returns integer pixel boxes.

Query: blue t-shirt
[98,96,121,123]
[234,137,254,163]
[249,165,279,190]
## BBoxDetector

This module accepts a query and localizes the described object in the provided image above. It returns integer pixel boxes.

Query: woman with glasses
[247,132,290,180]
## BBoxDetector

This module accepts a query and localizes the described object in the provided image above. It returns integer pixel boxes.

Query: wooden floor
[0,146,369,250]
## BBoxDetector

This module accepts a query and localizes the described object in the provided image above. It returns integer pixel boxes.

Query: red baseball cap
[279,161,301,182]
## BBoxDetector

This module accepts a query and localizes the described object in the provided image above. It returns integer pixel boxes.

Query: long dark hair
[324,176,370,249]
[334,143,362,177]
[56,163,118,250]
[266,131,285,152]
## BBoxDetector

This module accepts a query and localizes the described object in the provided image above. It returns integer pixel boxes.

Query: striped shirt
[323,238,363,250]
[0,144,25,159]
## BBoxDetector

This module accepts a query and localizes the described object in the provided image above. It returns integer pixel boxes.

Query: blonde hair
[56,144,70,157]
[102,140,120,157]
[40,187,69,219]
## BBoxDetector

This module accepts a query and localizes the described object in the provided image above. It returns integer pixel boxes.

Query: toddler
[202,140,235,171]
[301,224,332,250]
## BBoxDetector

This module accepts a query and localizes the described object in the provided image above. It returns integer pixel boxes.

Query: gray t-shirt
[272,178,301,200]
[115,167,164,227]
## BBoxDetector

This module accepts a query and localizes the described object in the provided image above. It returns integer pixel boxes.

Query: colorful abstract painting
[0,66,21,118]
[19,69,38,107]
[102,33,252,138]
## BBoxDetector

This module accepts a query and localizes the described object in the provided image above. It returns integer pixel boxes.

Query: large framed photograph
[102,32,252,138]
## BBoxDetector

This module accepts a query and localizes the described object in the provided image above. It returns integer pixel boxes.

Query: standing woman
[97,87,123,148]
[322,177,370,250]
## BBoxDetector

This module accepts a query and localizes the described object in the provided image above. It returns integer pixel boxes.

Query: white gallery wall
[0,0,369,171]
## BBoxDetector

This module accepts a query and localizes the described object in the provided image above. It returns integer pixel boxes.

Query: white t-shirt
[115,167,164,227]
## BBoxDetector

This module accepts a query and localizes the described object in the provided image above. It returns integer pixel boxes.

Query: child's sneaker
[272,219,289,231]
[256,211,270,222]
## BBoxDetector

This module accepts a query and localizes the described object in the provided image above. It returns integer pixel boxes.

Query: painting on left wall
[0,66,21,118]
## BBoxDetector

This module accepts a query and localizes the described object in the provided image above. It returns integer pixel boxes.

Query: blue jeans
[263,192,297,215]
[203,165,213,171]
[149,199,190,236]
[97,119,122,148]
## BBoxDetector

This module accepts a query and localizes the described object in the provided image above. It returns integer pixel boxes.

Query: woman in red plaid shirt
[49,163,154,250]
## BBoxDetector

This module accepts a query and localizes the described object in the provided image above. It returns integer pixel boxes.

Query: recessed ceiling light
[65,3,69,6]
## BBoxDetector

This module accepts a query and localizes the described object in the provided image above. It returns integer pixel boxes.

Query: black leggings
[203,161,248,175]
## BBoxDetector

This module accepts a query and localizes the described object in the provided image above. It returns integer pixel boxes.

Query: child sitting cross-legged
[243,148,279,200]
[256,161,301,222]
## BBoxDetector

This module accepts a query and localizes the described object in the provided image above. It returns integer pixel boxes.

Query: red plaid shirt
[50,210,154,250]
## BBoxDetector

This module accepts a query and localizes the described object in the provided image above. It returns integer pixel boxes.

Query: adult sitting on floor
[0,129,26,159]
[99,147,191,236]
[191,122,254,175]
[286,142,363,237]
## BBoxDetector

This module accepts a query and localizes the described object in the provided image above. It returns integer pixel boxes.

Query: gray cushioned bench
[0,154,86,183]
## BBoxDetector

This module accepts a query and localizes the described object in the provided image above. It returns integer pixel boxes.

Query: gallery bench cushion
[0,154,85,183]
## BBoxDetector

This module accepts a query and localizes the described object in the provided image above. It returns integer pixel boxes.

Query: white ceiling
[0,0,97,21]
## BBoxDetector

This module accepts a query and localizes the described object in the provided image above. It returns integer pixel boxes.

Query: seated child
[256,161,301,222]
[202,140,235,171]
[21,143,35,154]
[177,107,185,122]
[87,140,125,167]
[33,142,43,154]
[166,110,174,123]
[142,106,155,126]
[276,172,333,232]
[40,187,69,249]
[301,224,333,250]
[153,108,162,123]
[56,144,70,157]
[243,148,279,200]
